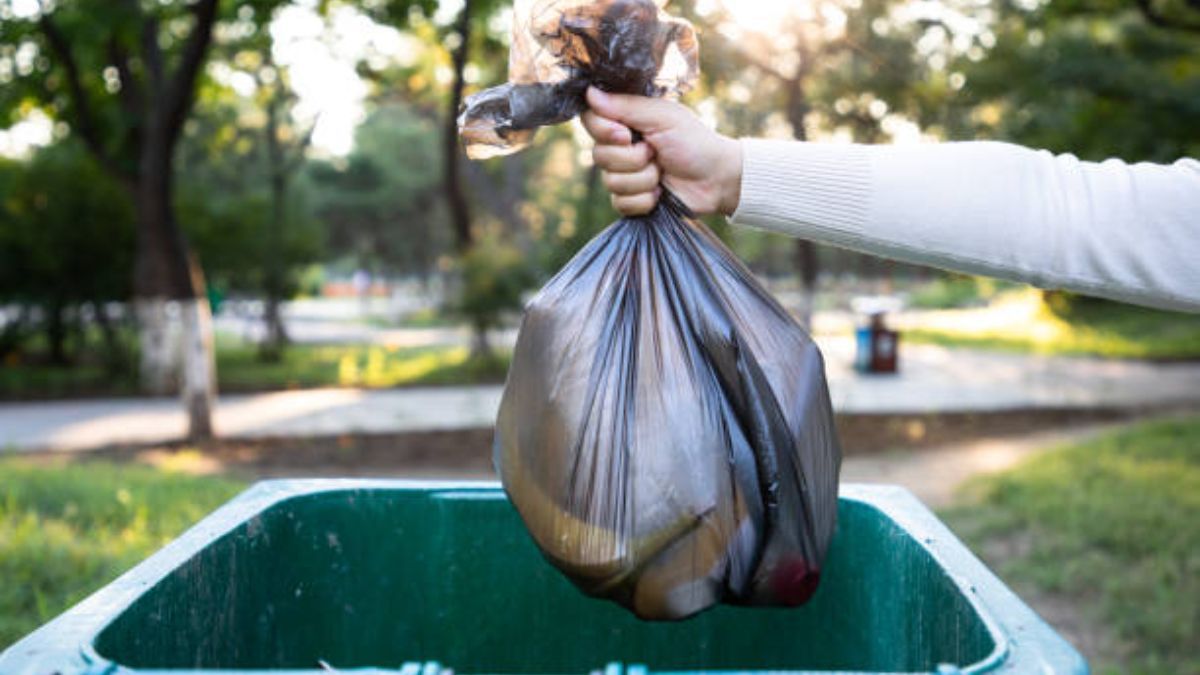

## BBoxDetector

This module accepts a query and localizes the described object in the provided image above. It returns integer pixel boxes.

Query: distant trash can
[855,312,900,374]
[0,481,1088,675]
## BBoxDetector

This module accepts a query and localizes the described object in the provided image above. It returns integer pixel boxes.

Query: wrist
[716,135,743,216]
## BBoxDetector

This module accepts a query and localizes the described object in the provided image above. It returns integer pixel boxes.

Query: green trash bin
[0,481,1087,674]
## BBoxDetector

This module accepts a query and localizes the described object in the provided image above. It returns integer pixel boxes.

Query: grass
[0,359,138,400]
[216,342,510,391]
[904,289,1200,360]
[362,308,457,330]
[0,458,244,650]
[942,416,1200,674]
[1,341,511,400]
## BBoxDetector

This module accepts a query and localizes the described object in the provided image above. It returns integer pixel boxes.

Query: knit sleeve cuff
[729,139,872,239]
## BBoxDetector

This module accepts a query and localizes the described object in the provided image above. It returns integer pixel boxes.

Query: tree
[0,0,286,438]
[0,141,135,367]
[308,104,447,280]
[357,0,510,355]
[947,0,1200,161]
[692,0,941,326]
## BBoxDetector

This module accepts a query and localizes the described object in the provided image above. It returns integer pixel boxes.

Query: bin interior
[94,488,998,673]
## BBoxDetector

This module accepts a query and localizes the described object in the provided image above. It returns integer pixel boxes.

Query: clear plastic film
[461,0,842,621]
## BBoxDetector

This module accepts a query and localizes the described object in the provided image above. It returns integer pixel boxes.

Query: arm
[582,88,1200,312]
[733,140,1200,312]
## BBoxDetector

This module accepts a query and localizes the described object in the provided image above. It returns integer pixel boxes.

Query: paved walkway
[2,337,1198,452]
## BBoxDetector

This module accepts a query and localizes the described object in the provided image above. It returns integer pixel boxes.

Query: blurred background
[0,0,1197,671]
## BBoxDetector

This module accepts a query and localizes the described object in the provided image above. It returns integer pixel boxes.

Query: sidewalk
[2,338,1198,452]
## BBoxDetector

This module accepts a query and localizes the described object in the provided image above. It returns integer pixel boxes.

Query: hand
[582,87,743,217]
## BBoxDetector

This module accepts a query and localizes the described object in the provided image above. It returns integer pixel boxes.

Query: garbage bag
[459,0,699,159]
[460,0,842,621]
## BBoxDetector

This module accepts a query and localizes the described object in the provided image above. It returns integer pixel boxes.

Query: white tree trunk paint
[136,297,216,439]
[180,297,216,440]
[136,298,181,396]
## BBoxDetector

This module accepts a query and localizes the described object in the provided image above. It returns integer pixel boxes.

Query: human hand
[582,87,743,217]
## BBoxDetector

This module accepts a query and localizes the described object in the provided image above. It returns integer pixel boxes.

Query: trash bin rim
[0,480,1088,675]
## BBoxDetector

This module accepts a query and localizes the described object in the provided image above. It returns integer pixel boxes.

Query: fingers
[593,141,654,172]
[612,188,661,216]
[583,86,672,217]
[586,87,683,133]
[582,110,632,146]
[603,163,660,196]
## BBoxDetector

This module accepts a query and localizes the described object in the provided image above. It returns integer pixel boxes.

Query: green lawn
[0,342,511,400]
[0,459,244,650]
[905,290,1200,360]
[216,342,510,391]
[942,417,1200,674]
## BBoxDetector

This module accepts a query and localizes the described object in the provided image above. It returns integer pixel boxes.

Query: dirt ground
[20,407,1143,480]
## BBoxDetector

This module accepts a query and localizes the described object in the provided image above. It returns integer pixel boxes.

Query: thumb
[586,87,682,135]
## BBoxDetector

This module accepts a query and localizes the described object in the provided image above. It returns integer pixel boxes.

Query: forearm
[730,139,1200,312]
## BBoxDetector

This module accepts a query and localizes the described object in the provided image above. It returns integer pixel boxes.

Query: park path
[2,337,1198,452]
[839,423,1121,508]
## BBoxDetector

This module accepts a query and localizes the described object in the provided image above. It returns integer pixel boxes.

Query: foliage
[178,187,320,298]
[0,459,243,649]
[0,325,139,400]
[943,416,1200,673]
[0,143,133,306]
[0,142,134,365]
[949,0,1200,161]
[175,26,328,305]
[307,104,446,278]
[454,235,536,342]
[907,275,1016,309]
[904,289,1200,359]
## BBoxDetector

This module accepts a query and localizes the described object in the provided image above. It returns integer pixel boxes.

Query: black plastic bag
[461,0,842,620]
[460,0,698,159]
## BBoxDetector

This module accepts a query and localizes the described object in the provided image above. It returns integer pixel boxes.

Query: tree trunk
[445,0,474,255]
[793,240,819,331]
[180,295,215,439]
[136,297,178,393]
[261,92,289,362]
[92,300,127,374]
[470,318,493,361]
[445,1,490,356]
[0,304,26,359]
[133,132,215,440]
[46,300,68,365]
[785,80,819,331]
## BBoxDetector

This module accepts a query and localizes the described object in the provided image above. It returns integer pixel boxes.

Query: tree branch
[37,14,124,175]
[141,14,165,96]
[723,36,792,83]
[1134,0,1200,33]
[107,37,144,119]
[162,0,220,144]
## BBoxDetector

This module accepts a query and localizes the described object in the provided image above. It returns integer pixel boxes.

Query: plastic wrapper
[459,0,699,159]
[461,0,842,620]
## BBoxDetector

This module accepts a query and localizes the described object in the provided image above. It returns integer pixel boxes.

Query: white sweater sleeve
[729,139,1200,312]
